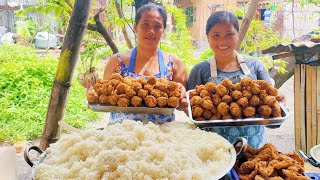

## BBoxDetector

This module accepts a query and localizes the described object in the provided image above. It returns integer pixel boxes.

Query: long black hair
[206,11,239,35]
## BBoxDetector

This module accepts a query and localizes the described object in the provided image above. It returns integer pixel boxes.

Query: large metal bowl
[310,144,320,164]
[25,138,246,179]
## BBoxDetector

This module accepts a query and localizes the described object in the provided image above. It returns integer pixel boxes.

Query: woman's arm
[103,54,120,80]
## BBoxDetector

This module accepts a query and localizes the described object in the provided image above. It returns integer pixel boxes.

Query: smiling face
[134,9,165,50]
[207,21,239,58]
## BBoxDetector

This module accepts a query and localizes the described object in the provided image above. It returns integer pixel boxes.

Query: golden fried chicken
[263,96,277,106]
[217,102,229,115]
[109,79,121,87]
[168,81,179,91]
[202,109,212,119]
[267,87,279,96]
[98,94,109,104]
[108,94,118,105]
[237,97,249,107]
[222,113,233,120]
[210,106,217,114]
[233,82,242,91]
[155,82,167,92]
[189,91,198,99]
[132,82,142,92]
[138,89,148,98]
[150,89,162,98]
[253,80,270,90]
[201,99,214,110]
[194,116,206,121]
[158,77,169,84]
[190,95,203,106]
[137,77,147,86]
[221,78,233,89]
[195,84,206,94]
[192,106,203,117]
[231,90,243,100]
[87,92,99,103]
[243,106,256,118]
[200,89,210,98]
[240,77,253,87]
[211,94,222,106]
[116,95,130,107]
[230,102,241,117]
[144,95,157,107]
[258,105,272,118]
[205,82,216,93]
[93,83,103,95]
[130,96,142,107]
[123,76,134,86]
[125,88,136,98]
[250,83,261,95]
[157,97,168,107]
[222,95,233,104]
[216,84,228,97]
[169,90,181,98]
[110,73,123,81]
[116,83,129,94]
[242,89,253,99]
[102,84,114,95]
[167,97,179,108]
[249,95,260,107]
[147,76,157,85]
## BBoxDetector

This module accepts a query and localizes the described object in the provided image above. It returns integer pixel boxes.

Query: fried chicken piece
[202,96,211,101]
[155,82,167,92]
[242,89,253,99]
[200,89,210,98]
[102,84,114,95]
[123,76,134,86]
[282,169,309,180]
[192,106,203,117]
[217,102,229,115]
[190,95,203,106]
[205,82,216,93]
[131,96,142,107]
[239,161,256,174]
[201,99,214,110]
[257,161,274,178]
[249,95,261,107]
[237,97,249,107]
[195,84,206,94]
[211,94,222,106]
[157,97,168,107]
[243,106,256,118]
[169,90,181,98]
[147,76,157,85]
[87,92,99,103]
[194,116,206,121]
[263,96,277,106]
[230,102,241,117]
[116,83,129,94]
[231,90,243,100]
[189,91,198,99]
[108,94,118,105]
[158,77,169,84]
[267,87,279,96]
[259,90,268,100]
[222,95,233,104]
[210,113,221,120]
[241,77,253,87]
[221,78,233,89]
[96,79,104,84]
[109,79,121,87]
[210,106,217,114]
[137,77,147,86]
[222,113,233,120]
[144,84,154,93]
[167,97,179,107]
[267,177,283,180]
[258,105,272,118]
[253,80,270,90]
[216,84,228,97]
[144,95,157,107]
[150,89,162,98]
[239,168,258,180]
[110,73,123,81]
[160,91,169,98]
[233,82,242,91]
[125,88,136,98]
[168,81,179,91]
[132,82,142,92]
[117,95,130,107]
[138,89,148,98]
[284,152,304,166]
[93,83,103,95]
[98,94,109,104]
[254,175,265,180]
[250,83,261,95]
[202,109,212,119]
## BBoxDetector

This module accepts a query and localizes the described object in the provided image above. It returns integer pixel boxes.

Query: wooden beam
[236,0,260,51]
[39,0,92,150]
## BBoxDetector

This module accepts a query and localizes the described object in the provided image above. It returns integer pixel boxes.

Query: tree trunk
[40,0,92,150]
[236,0,260,51]
[269,57,295,89]
[115,1,133,49]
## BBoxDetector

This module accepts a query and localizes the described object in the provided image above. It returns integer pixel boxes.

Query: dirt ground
[13,76,296,180]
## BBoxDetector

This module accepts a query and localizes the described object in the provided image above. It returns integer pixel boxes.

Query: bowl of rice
[29,120,236,179]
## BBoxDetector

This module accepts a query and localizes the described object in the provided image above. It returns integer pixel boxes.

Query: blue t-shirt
[187,55,272,148]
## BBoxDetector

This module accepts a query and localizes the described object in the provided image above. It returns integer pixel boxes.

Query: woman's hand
[86,79,94,93]
[276,91,286,106]
[176,82,189,115]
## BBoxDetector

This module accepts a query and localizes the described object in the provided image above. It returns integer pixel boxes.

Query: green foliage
[0,44,102,142]
[161,4,196,72]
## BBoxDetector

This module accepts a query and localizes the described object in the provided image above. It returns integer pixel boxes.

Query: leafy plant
[0,44,102,142]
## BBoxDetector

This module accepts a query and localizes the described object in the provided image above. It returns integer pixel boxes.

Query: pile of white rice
[35,120,232,179]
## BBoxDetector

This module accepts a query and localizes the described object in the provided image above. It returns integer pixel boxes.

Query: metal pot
[25,138,247,179]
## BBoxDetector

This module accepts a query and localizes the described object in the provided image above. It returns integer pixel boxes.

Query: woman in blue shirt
[187,11,283,148]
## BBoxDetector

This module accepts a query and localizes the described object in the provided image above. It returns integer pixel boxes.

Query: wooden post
[236,0,260,51]
[294,64,301,151]
[306,65,312,152]
[40,0,92,150]
[317,66,320,145]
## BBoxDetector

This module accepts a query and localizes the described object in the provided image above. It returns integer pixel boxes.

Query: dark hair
[206,11,239,35]
[135,3,167,29]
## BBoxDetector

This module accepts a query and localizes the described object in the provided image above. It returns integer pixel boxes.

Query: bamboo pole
[236,0,260,51]
[300,64,306,152]
[306,65,312,153]
[40,0,92,150]
[317,66,320,145]
[311,66,317,148]
[294,64,301,151]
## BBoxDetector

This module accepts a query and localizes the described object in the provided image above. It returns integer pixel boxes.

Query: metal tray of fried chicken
[89,103,175,115]
[186,90,289,127]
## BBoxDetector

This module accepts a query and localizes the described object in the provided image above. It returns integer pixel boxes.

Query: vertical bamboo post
[311,66,317,149]
[40,0,92,150]
[306,65,312,153]
[300,64,306,152]
[294,64,301,151]
[317,66,320,145]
